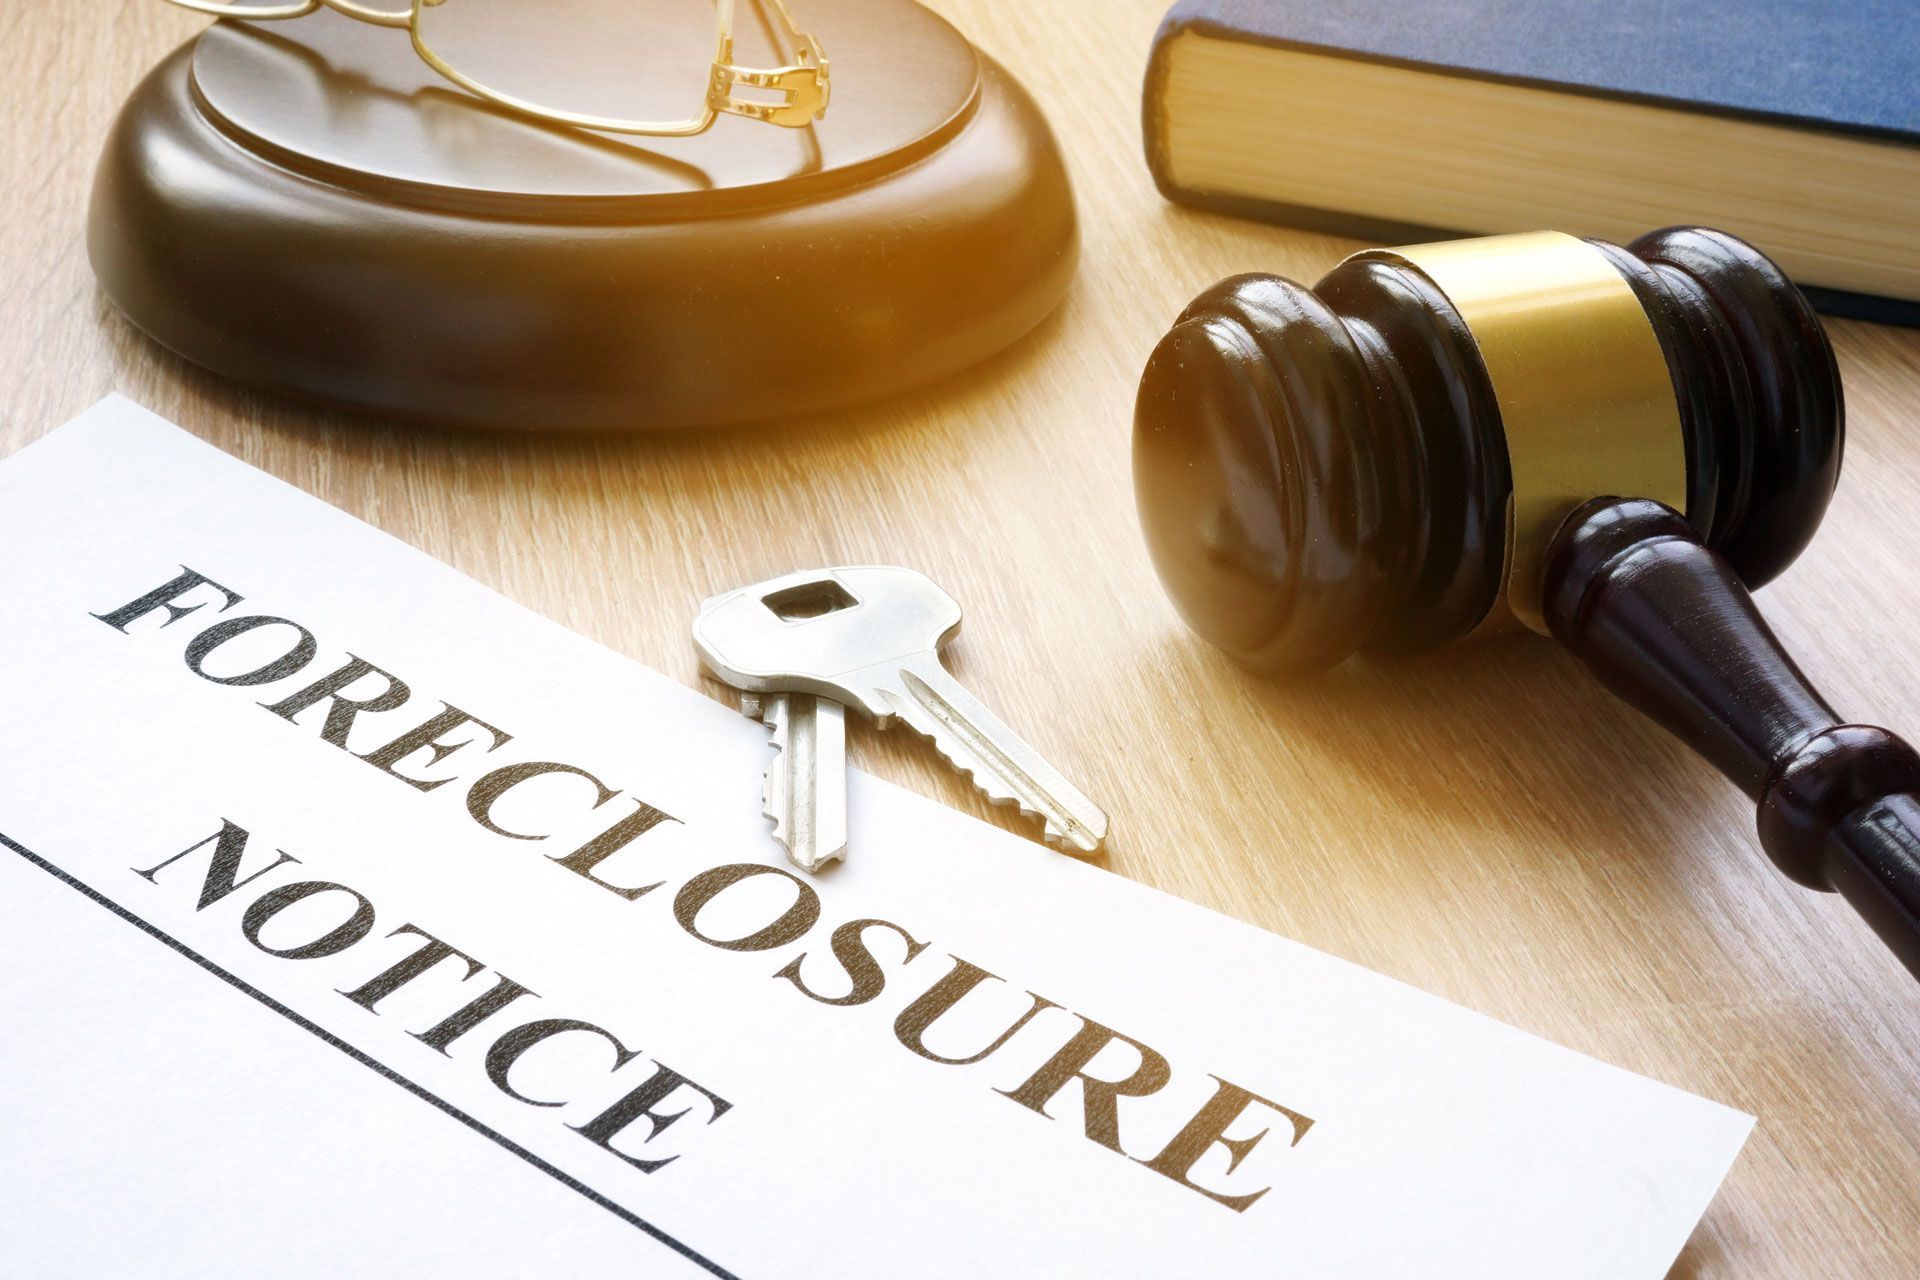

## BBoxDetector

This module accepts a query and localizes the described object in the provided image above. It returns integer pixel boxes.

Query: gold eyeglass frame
[163,0,830,136]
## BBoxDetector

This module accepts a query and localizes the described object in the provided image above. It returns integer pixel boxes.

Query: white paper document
[0,398,1750,1278]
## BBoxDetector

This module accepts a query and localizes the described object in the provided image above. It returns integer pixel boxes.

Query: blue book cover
[1144,0,1920,323]
[1159,0,1916,140]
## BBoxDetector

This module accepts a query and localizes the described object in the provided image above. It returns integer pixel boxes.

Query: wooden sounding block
[1133,226,1920,979]
[87,0,1077,431]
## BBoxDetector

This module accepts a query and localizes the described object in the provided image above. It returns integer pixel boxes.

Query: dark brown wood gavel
[1133,226,1920,980]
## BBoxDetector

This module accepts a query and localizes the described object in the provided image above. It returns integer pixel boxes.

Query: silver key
[710,611,853,875]
[694,566,1108,856]
[749,690,847,873]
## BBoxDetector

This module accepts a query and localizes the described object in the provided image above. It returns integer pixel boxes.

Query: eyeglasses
[163,0,830,138]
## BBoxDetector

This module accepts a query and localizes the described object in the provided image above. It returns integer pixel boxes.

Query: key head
[693,566,962,717]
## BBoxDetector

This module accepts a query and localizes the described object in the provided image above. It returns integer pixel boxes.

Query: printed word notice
[0,398,1750,1279]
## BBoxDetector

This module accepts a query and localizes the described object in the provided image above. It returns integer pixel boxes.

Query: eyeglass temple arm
[711,0,829,128]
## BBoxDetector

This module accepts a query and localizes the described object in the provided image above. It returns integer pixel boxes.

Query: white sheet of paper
[0,398,1750,1279]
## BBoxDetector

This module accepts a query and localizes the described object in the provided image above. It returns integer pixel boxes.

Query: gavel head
[1133,226,1844,676]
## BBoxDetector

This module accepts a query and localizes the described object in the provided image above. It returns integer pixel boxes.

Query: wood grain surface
[5,2,1919,1274]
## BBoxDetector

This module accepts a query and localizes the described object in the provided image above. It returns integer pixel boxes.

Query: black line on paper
[0,830,740,1280]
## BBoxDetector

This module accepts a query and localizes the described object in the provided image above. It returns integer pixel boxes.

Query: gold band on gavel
[1354,231,1687,634]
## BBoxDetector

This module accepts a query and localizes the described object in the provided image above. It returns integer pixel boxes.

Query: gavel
[1133,226,1920,980]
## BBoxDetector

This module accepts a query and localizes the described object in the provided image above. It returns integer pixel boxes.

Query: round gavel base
[87,1,1077,431]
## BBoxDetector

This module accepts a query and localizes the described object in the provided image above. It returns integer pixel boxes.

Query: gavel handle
[1544,497,1920,980]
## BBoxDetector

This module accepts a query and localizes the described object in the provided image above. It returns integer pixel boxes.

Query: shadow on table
[1192,622,1701,870]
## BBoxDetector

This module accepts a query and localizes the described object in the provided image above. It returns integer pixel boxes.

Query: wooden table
[6,2,1918,1274]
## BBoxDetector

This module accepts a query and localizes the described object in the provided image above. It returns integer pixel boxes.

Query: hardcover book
[1142,0,1920,324]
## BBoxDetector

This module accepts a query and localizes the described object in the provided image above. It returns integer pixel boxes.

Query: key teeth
[756,693,848,874]
[759,698,793,848]
[905,718,1107,856]
[786,839,847,874]
[760,797,846,873]
[1040,822,1104,857]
